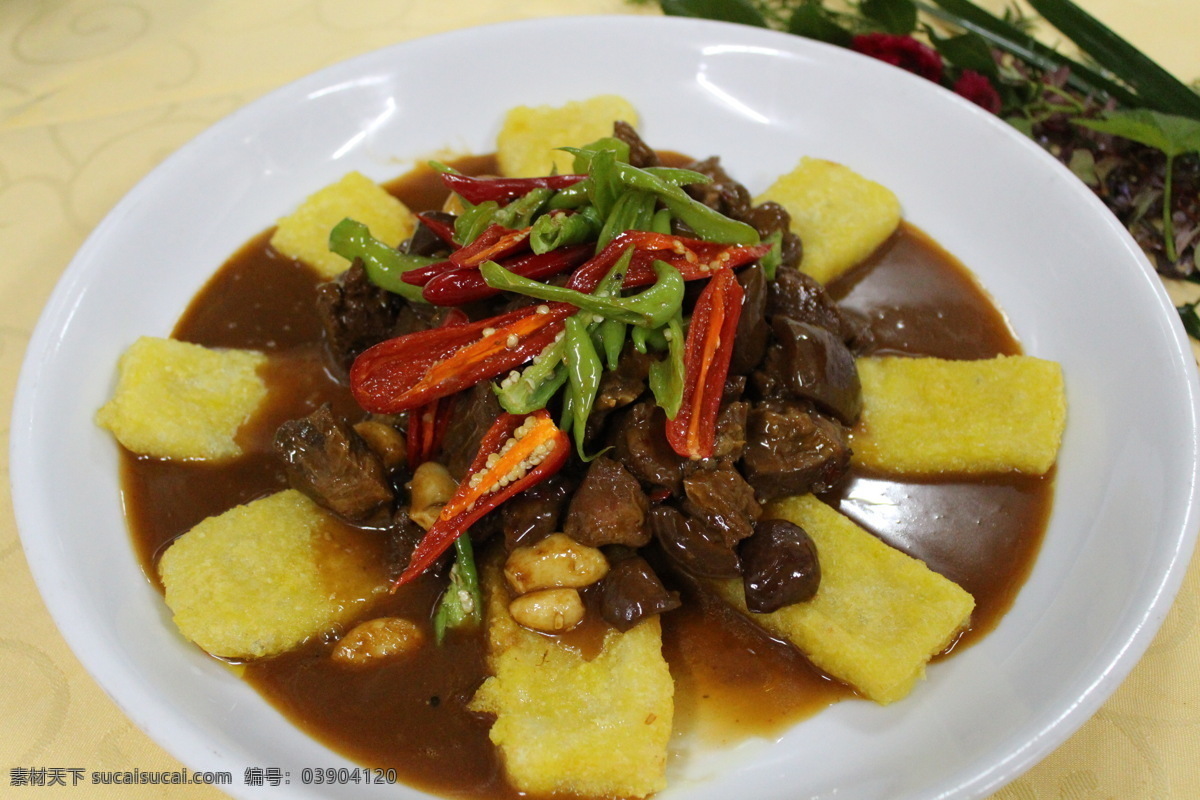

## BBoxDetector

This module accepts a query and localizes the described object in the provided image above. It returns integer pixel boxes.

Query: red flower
[851,33,943,83]
[953,70,1003,114]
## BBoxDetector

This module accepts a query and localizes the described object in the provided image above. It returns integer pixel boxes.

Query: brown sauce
[118,157,1053,799]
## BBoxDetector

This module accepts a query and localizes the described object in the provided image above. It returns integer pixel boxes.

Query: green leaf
[1178,301,1200,340]
[1075,109,1200,157]
[1026,0,1200,120]
[787,3,854,46]
[926,29,997,78]
[660,0,768,26]
[860,0,918,34]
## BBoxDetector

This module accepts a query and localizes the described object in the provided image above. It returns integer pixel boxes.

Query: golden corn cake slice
[95,335,267,460]
[851,354,1066,475]
[270,170,415,279]
[497,95,640,178]
[754,156,901,284]
[158,490,388,660]
[713,495,973,705]
[468,561,672,798]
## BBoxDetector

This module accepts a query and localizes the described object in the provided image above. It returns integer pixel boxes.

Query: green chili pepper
[651,207,673,235]
[546,180,591,210]
[642,166,713,186]
[454,199,501,245]
[432,534,482,645]
[567,137,631,172]
[564,314,604,459]
[647,312,686,420]
[632,324,669,354]
[480,258,684,329]
[597,319,627,370]
[530,206,602,254]
[759,230,783,282]
[493,338,569,415]
[327,218,438,303]
[583,147,624,221]
[613,163,760,245]
[596,189,657,251]
[492,187,553,230]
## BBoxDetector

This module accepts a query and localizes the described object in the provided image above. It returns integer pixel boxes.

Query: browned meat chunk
[610,401,685,495]
[440,382,501,481]
[739,518,821,613]
[711,401,749,464]
[755,317,862,424]
[766,266,871,350]
[274,404,393,523]
[316,262,406,371]
[613,120,659,169]
[648,505,740,579]
[684,156,753,220]
[501,474,573,550]
[585,347,653,441]
[680,466,761,548]
[742,400,851,501]
[599,556,681,631]
[730,265,769,375]
[563,456,650,548]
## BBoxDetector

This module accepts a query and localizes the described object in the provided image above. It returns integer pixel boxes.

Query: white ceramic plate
[12,15,1200,800]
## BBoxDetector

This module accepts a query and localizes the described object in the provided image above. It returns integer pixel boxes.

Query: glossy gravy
[119,158,1052,799]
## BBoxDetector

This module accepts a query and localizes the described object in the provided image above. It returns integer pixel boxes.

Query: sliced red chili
[566,231,771,292]
[449,223,532,268]
[422,244,592,306]
[350,302,574,414]
[394,409,570,587]
[440,173,586,205]
[665,267,744,460]
[406,310,468,470]
[401,259,457,287]
[415,212,460,248]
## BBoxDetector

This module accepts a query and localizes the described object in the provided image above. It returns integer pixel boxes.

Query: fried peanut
[408,461,457,530]
[504,533,609,594]
[508,588,585,634]
[332,617,425,667]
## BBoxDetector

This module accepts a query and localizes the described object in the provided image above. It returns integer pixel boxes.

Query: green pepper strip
[453,199,500,245]
[759,230,783,282]
[480,257,684,330]
[492,187,553,230]
[613,163,760,245]
[493,338,569,415]
[647,312,686,419]
[563,314,604,460]
[530,206,602,254]
[567,136,631,172]
[328,218,438,303]
[431,534,482,645]
[651,207,673,235]
[632,324,669,354]
[596,189,657,252]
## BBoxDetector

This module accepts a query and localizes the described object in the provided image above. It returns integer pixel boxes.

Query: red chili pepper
[415,212,460,248]
[441,173,586,205]
[665,267,744,460]
[350,302,574,414]
[401,259,457,287]
[566,231,772,292]
[406,310,468,470]
[394,409,570,587]
[449,224,532,268]
[422,244,592,306]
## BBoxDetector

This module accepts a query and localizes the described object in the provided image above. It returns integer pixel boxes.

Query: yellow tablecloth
[2,1,1197,797]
